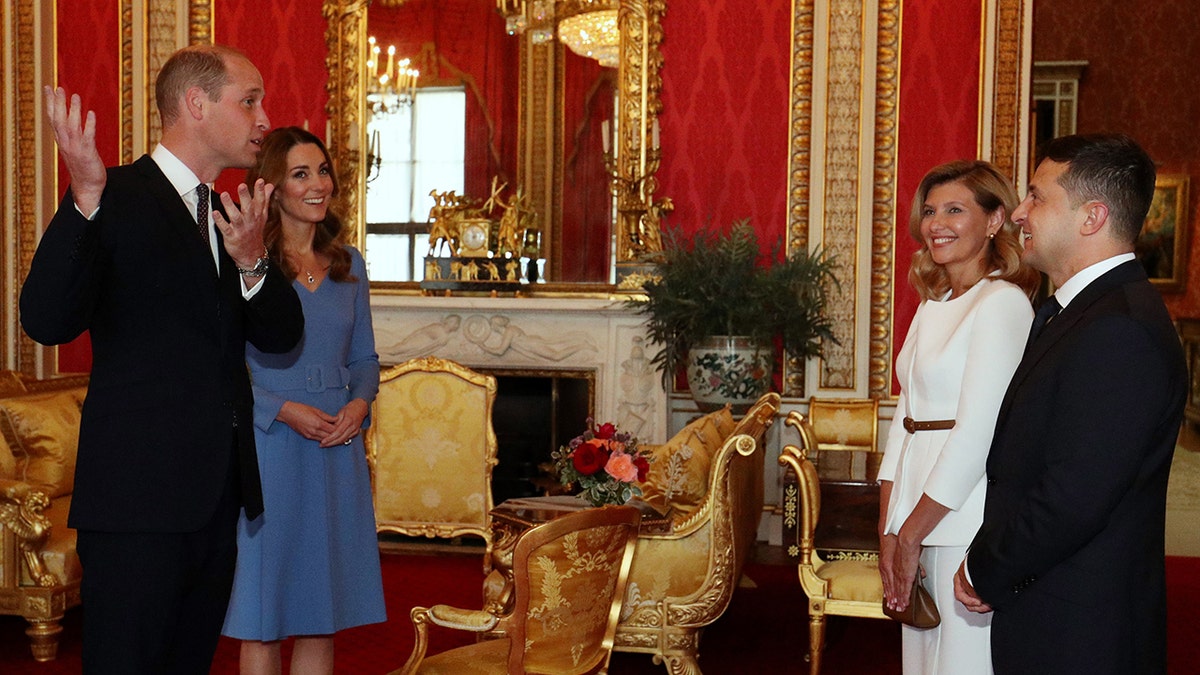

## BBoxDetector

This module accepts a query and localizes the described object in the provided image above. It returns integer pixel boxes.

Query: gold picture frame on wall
[1138,174,1190,293]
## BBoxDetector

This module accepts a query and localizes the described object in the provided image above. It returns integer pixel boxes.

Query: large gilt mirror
[323,0,666,289]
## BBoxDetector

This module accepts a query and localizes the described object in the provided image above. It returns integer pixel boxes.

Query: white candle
[651,119,660,150]
[387,46,396,83]
[601,120,610,154]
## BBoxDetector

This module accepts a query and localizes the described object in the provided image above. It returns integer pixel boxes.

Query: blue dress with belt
[222,246,385,640]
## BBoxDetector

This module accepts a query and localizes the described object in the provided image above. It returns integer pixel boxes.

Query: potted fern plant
[629,220,837,412]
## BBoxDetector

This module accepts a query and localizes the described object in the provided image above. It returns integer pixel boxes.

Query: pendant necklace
[306,270,315,284]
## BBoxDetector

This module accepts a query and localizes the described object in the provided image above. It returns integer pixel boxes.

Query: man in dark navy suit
[21,44,303,673]
[954,134,1186,674]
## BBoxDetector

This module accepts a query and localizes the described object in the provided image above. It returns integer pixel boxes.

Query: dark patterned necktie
[1025,295,1062,350]
[196,183,210,245]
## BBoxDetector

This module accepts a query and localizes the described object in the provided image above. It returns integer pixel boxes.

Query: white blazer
[878,276,1033,546]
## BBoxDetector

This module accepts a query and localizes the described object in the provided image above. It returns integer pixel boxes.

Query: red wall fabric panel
[657,0,792,248]
[54,0,121,373]
[891,0,983,392]
[215,0,330,195]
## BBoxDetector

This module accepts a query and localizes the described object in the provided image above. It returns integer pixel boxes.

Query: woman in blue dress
[222,126,385,674]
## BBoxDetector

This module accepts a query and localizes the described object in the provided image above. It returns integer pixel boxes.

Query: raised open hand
[44,86,106,214]
[212,178,275,271]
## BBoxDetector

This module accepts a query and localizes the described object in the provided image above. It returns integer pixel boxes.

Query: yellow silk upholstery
[614,394,779,675]
[394,506,641,675]
[0,371,88,662]
[639,406,734,518]
[778,411,888,675]
[368,357,498,570]
[804,397,880,482]
[0,389,85,498]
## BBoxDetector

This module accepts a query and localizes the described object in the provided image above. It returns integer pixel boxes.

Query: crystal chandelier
[366,35,419,116]
[496,0,620,69]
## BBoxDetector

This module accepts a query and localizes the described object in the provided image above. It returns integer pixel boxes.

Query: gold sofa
[0,370,88,661]
[613,393,780,674]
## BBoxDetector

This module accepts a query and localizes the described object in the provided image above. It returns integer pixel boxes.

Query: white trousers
[902,544,993,675]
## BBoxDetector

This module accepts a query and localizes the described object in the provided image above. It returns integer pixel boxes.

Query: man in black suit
[20,44,303,673]
[954,134,1187,674]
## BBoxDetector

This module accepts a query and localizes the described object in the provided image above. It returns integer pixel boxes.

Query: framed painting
[1138,174,1190,292]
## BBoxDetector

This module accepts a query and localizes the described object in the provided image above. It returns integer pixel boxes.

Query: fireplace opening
[484,369,594,504]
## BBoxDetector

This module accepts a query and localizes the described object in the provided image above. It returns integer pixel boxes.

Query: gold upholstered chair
[367,357,498,570]
[613,392,780,674]
[392,505,641,675]
[0,371,89,661]
[778,411,887,675]
[804,397,880,482]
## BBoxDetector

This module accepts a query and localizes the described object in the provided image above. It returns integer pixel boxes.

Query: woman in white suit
[877,160,1039,674]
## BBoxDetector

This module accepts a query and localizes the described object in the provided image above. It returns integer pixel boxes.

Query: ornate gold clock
[457,218,491,257]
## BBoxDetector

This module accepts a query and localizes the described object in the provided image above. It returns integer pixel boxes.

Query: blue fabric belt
[252,364,350,393]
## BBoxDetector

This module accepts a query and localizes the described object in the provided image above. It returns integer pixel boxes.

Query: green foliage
[628,220,838,383]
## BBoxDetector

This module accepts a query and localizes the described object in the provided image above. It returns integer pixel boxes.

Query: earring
[988,232,995,240]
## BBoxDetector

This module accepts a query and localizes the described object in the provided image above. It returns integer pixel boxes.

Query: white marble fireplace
[370,294,669,444]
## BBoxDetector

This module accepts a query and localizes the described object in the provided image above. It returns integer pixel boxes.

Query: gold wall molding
[986,0,1030,185]
[323,0,369,250]
[4,0,56,375]
[869,0,899,399]
[783,0,815,397]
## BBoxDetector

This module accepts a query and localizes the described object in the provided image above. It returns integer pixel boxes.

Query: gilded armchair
[367,357,498,570]
[0,371,89,661]
[778,411,888,675]
[613,392,780,674]
[392,505,641,675]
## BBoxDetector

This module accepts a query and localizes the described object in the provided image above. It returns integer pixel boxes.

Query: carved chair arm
[0,477,60,587]
[399,605,505,675]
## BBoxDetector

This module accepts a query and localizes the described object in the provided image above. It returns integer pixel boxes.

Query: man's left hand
[954,560,993,614]
[213,178,274,268]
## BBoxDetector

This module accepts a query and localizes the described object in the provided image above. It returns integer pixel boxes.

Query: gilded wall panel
[817,0,865,391]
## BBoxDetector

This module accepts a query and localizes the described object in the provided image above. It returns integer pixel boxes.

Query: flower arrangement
[552,420,651,507]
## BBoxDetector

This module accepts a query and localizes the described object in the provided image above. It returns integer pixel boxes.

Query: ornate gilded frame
[321,0,666,285]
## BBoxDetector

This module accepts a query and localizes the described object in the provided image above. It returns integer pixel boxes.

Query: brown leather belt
[903,416,956,433]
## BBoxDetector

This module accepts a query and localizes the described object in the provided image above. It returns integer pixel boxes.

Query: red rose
[595,422,617,440]
[633,455,650,482]
[572,440,609,476]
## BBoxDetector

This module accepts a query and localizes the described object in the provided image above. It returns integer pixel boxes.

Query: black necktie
[1025,295,1062,350]
[195,183,210,245]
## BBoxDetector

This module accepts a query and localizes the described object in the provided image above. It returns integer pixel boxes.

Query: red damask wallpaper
[892,0,984,390]
[1034,0,1200,317]
[55,0,120,372]
[656,0,792,247]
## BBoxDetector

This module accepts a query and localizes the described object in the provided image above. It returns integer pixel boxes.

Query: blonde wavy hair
[907,160,1039,301]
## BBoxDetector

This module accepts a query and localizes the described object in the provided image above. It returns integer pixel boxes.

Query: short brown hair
[155,44,247,125]
[907,160,1040,300]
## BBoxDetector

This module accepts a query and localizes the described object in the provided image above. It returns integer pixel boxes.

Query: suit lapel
[993,260,1146,431]
[132,155,219,283]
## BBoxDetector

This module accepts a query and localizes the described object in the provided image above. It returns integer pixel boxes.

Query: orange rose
[605,451,639,483]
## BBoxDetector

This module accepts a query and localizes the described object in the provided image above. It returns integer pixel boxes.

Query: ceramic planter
[685,336,773,414]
